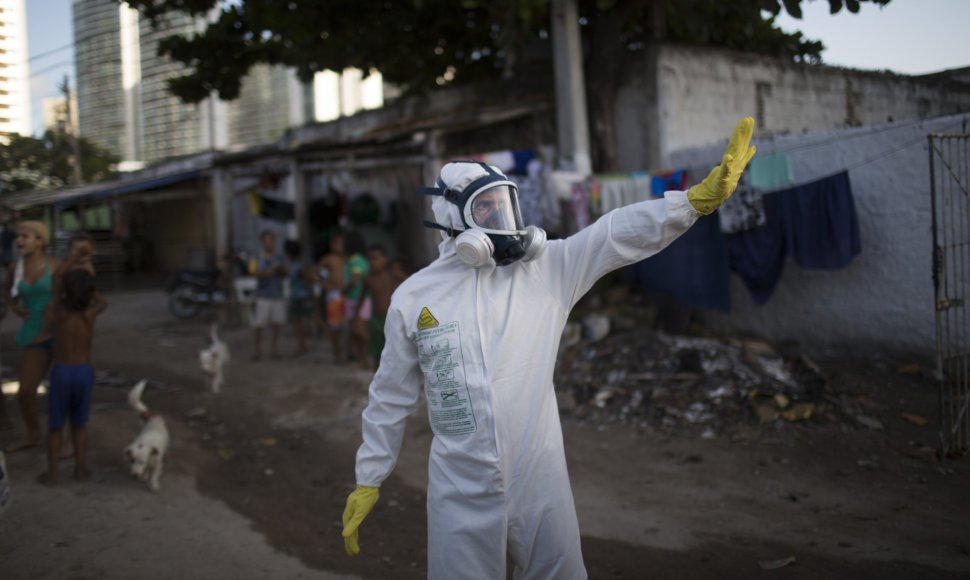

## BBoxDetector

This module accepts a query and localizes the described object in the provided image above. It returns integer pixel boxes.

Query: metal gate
[930,132,970,457]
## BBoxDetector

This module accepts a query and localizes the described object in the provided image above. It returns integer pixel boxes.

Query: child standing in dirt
[37,269,107,486]
[315,233,347,361]
[284,240,314,357]
[249,230,287,361]
[362,245,406,370]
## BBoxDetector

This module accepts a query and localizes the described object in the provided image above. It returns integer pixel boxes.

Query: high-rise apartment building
[137,11,205,162]
[72,0,386,166]
[230,64,305,146]
[0,0,32,140]
[73,0,129,157]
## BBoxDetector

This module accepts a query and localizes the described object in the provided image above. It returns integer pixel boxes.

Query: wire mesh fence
[930,132,970,457]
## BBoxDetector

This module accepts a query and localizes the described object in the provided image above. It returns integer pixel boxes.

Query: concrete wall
[614,44,970,173]
[667,114,970,358]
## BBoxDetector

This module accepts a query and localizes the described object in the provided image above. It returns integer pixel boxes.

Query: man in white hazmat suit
[343,118,756,578]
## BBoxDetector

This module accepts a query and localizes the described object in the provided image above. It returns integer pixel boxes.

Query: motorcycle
[167,250,251,319]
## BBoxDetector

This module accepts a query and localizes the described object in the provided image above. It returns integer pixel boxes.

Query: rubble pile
[554,323,829,437]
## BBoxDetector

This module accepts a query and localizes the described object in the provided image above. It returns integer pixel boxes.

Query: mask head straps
[422,220,463,237]
[418,160,506,206]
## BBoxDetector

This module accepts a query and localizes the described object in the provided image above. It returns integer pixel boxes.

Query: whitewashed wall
[614,44,970,173]
[667,114,970,357]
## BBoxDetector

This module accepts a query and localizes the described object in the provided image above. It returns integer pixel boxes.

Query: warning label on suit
[417,321,477,435]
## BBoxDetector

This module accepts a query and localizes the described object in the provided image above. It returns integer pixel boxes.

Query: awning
[2,169,206,211]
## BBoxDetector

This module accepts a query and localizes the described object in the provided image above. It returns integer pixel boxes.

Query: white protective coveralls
[354,163,700,579]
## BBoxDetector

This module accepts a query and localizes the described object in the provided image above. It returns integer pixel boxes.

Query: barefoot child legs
[39,270,104,484]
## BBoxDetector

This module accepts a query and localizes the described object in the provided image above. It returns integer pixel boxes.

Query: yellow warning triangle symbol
[417,307,439,330]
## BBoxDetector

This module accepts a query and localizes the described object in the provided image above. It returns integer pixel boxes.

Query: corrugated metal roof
[2,170,204,211]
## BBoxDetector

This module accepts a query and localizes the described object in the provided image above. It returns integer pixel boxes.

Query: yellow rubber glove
[342,485,379,556]
[686,117,757,215]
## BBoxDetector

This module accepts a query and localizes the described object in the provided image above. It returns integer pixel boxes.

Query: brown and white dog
[199,323,230,394]
[124,380,169,492]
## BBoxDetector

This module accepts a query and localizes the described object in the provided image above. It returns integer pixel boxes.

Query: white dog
[199,323,230,393]
[124,380,169,492]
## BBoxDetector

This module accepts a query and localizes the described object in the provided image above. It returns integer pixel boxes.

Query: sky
[22,0,970,137]
[26,0,74,136]
[773,0,970,75]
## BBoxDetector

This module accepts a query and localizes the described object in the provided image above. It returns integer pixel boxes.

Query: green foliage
[0,132,119,196]
[128,0,542,103]
[120,0,892,104]
[662,1,825,62]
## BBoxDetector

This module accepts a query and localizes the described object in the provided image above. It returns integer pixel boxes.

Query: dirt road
[1,290,968,579]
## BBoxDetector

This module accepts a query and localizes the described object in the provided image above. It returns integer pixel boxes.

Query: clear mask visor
[465,184,524,234]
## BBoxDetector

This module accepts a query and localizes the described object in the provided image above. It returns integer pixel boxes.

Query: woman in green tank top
[2,221,60,453]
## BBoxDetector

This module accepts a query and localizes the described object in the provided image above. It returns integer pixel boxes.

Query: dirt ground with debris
[1,290,968,580]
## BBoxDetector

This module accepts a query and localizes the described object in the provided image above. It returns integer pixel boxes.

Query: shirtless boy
[362,245,406,370]
[39,232,96,342]
[37,269,107,486]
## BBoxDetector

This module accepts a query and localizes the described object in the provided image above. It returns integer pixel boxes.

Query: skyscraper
[137,10,205,163]
[0,0,32,140]
[72,1,386,166]
[72,0,129,158]
[229,64,303,146]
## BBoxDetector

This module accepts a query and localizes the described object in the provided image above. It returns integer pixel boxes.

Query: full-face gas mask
[421,161,547,268]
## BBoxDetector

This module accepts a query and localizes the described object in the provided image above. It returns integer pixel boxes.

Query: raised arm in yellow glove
[686,117,757,215]
[342,485,380,556]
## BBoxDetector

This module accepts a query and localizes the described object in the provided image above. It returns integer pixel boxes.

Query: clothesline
[700,121,960,197]
[584,124,942,202]
[754,116,967,157]
[630,170,861,312]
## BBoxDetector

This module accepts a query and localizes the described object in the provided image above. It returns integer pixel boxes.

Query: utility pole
[551,0,591,176]
[58,74,84,186]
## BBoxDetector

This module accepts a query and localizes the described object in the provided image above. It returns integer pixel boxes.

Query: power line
[842,119,967,173]
[20,6,202,68]
[740,118,969,193]
[683,118,969,193]
[759,116,942,157]
[23,16,176,80]
[25,42,75,64]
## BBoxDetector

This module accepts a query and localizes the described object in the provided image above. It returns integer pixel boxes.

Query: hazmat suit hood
[429,162,507,264]
[431,195,462,260]
[431,195,463,238]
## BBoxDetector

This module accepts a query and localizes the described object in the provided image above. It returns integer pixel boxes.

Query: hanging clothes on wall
[248,190,296,222]
[547,170,586,235]
[748,152,794,191]
[650,170,688,197]
[717,173,767,234]
[627,213,731,311]
[727,170,861,304]
[588,179,602,218]
[726,193,788,304]
[597,176,631,214]
[631,173,653,202]
[570,180,593,231]
[780,171,861,269]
